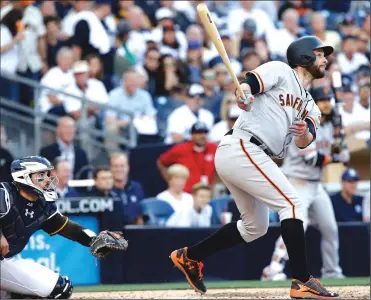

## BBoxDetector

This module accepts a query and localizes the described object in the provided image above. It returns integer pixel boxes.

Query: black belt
[225,129,271,156]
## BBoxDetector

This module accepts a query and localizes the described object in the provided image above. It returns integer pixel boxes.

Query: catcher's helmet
[286,36,334,68]
[11,156,58,201]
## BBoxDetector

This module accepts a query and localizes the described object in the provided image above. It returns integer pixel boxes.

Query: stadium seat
[210,196,233,225]
[140,198,175,226]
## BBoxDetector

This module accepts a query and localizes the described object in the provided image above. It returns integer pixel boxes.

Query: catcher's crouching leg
[48,276,73,299]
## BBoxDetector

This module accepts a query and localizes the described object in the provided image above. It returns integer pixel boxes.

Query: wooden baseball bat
[197,3,246,100]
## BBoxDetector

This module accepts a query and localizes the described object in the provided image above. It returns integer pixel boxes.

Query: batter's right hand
[0,234,9,256]
[237,90,254,112]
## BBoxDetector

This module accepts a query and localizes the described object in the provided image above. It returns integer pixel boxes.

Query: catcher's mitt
[90,231,128,259]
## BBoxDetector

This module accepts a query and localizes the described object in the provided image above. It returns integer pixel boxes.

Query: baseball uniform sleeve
[306,103,321,137]
[247,61,290,93]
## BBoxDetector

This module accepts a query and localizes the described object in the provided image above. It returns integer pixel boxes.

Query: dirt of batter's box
[73,286,370,299]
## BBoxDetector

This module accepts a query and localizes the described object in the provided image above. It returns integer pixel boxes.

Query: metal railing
[0,71,138,159]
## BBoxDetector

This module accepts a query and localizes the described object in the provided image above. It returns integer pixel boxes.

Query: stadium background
[0,0,370,298]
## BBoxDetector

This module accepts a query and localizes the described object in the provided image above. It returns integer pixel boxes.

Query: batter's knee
[237,218,269,243]
[48,275,73,299]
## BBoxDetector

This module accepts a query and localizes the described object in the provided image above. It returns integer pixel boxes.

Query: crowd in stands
[0,1,370,228]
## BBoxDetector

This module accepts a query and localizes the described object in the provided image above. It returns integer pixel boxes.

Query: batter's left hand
[237,90,254,112]
[289,119,309,138]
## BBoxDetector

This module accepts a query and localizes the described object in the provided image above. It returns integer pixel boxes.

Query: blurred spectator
[232,18,257,59]
[86,53,104,81]
[60,0,92,37]
[338,14,358,36]
[127,5,151,32]
[87,166,114,197]
[156,164,193,211]
[356,65,371,86]
[141,47,160,96]
[363,193,370,222]
[186,40,203,84]
[155,54,183,97]
[201,68,224,121]
[106,69,157,142]
[209,104,240,143]
[40,0,57,17]
[113,0,134,21]
[158,22,186,60]
[114,18,146,78]
[161,0,193,32]
[70,0,114,78]
[17,0,47,106]
[310,12,341,53]
[55,1,72,20]
[44,16,66,69]
[40,116,89,179]
[0,8,24,102]
[0,124,14,183]
[39,46,74,116]
[277,0,312,21]
[337,35,369,75]
[152,7,187,58]
[158,121,217,193]
[331,168,364,222]
[360,14,370,56]
[254,38,272,64]
[267,8,305,58]
[227,0,275,37]
[213,63,229,92]
[109,152,145,205]
[219,92,237,121]
[53,158,79,198]
[63,60,109,121]
[165,84,214,144]
[340,85,370,141]
[241,50,262,72]
[253,1,278,23]
[166,183,213,228]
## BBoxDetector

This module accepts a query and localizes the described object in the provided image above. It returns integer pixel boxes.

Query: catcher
[0,156,128,299]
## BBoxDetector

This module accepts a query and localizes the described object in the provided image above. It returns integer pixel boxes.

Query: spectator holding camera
[166,183,213,228]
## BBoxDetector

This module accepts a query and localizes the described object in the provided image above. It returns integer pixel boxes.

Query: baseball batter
[170,36,339,298]
[261,86,348,281]
[0,156,127,299]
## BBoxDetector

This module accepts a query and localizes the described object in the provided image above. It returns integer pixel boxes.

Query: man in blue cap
[330,168,364,222]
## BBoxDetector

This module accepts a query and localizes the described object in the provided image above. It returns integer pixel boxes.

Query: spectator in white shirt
[17,0,47,106]
[39,47,74,116]
[337,35,369,75]
[60,1,92,38]
[157,164,193,212]
[0,8,24,102]
[63,60,109,121]
[340,85,370,141]
[165,84,214,144]
[266,8,303,58]
[227,0,275,38]
[363,192,370,222]
[152,7,187,60]
[166,183,213,228]
[209,104,240,143]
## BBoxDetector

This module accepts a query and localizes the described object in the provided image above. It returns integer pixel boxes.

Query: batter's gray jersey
[282,121,334,181]
[233,61,321,159]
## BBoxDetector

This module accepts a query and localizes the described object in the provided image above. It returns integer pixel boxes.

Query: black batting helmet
[286,36,334,68]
